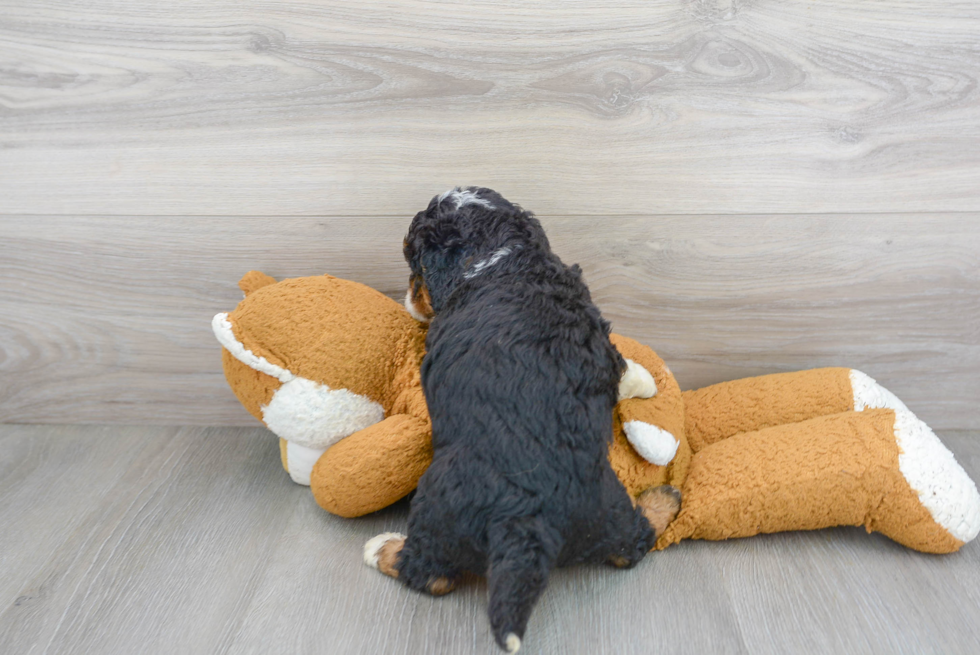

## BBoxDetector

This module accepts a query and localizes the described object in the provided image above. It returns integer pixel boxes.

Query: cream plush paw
[849,371,980,545]
[618,359,657,401]
[850,369,909,412]
[281,440,327,486]
[623,421,679,466]
[893,410,980,545]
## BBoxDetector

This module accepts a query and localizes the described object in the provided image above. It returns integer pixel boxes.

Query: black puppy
[365,187,679,652]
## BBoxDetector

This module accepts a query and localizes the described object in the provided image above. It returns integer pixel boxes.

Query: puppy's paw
[363,532,406,578]
[618,359,657,401]
[636,485,682,538]
[607,554,633,569]
[426,575,457,596]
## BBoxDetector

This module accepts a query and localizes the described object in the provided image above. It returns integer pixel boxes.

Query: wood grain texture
[0,425,301,655]
[1,1,979,215]
[0,425,159,608]
[1,424,978,654]
[1,214,977,429]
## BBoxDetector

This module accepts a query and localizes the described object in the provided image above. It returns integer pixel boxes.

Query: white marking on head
[850,370,909,412]
[463,247,513,280]
[214,313,385,448]
[439,186,495,210]
[618,359,658,401]
[623,421,678,466]
[212,312,294,383]
[261,377,385,449]
[404,288,431,322]
[363,532,407,568]
[893,410,980,543]
[283,441,328,486]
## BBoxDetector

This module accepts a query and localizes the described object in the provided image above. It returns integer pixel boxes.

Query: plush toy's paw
[279,439,327,486]
[850,369,909,412]
[848,374,980,547]
[618,359,657,401]
[213,311,386,451]
[891,410,980,546]
[623,421,679,466]
[364,532,406,578]
[636,485,682,538]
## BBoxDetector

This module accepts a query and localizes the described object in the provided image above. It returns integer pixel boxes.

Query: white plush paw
[618,359,657,401]
[623,421,678,466]
[850,369,909,412]
[283,441,328,486]
[363,532,406,568]
[893,411,980,544]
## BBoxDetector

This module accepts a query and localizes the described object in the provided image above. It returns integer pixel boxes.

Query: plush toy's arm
[657,409,980,554]
[310,414,432,518]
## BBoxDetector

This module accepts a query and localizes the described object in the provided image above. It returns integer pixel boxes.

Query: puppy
[365,187,680,652]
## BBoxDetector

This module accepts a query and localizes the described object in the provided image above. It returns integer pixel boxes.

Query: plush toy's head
[213,272,428,478]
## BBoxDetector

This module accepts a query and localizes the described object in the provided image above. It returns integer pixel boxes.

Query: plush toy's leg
[657,409,980,553]
[310,414,432,518]
[682,367,910,452]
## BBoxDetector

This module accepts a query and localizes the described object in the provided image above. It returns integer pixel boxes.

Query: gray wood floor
[2,423,979,655]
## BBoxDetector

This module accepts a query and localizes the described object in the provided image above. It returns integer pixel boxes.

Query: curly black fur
[399,187,656,650]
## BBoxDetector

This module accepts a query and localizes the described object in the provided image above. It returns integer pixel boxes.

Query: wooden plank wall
[1,1,978,429]
[2,215,977,429]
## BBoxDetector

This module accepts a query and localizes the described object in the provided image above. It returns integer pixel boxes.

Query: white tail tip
[504,633,521,653]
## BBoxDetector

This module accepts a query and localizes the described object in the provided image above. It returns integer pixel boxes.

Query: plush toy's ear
[238,270,278,296]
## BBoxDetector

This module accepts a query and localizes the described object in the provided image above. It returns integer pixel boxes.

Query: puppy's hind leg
[365,530,461,596]
[486,517,562,653]
[602,473,668,569]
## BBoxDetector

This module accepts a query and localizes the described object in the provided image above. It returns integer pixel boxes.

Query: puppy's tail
[486,517,562,653]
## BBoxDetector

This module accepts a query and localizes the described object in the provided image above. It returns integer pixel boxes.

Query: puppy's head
[403,187,548,321]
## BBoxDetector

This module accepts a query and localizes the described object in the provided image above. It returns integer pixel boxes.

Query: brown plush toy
[214,272,980,554]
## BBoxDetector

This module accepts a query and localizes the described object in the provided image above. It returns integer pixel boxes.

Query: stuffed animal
[213,271,682,514]
[213,272,980,554]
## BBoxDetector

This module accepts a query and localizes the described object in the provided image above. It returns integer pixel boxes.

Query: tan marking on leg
[376,535,405,578]
[607,555,631,568]
[426,576,457,596]
[637,485,682,537]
